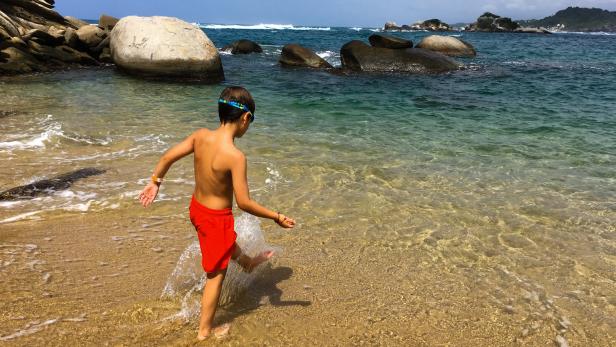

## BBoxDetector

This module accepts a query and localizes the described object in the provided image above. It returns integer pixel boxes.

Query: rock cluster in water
[339,39,459,73]
[465,12,551,34]
[1,4,483,78]
[276,34,467,74]
[0,0,119,74]
[384,19,452,31]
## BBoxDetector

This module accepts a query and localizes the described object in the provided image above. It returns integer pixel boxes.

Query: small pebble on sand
[151,247,163,253]
[555,335,569,347]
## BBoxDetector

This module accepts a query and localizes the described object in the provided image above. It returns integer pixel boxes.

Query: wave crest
[200,23,331,31]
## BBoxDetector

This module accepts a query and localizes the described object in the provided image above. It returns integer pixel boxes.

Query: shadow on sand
[217,265,311,323]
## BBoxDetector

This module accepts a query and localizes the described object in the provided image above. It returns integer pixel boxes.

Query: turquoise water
[1,27,615,344]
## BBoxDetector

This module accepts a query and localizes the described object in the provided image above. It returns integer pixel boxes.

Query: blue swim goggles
[218,99,254,123]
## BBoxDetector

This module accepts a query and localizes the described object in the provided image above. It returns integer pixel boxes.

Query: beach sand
[1,205,613,346]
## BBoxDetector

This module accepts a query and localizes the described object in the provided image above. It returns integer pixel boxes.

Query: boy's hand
[276,214,296,229]
[139,182,159,208]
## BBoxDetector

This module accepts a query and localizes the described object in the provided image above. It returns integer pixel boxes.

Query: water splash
[162,213,281,320]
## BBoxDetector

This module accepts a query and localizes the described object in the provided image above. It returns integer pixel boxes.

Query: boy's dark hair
[218,86,255,124]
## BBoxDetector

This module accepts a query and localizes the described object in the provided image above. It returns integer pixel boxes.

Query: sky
[55,0,616,27]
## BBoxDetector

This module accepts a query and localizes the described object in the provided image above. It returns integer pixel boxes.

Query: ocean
[0,25,615,345]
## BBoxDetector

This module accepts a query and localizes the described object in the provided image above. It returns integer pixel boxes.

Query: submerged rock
[368,34,412,49]
[416,35,476,57]
[279,44,333,69]
[514,27,552,34]
[110,16,224,81]
[0,168,106,200]
[340,40,459,73]
[222,39,263,54]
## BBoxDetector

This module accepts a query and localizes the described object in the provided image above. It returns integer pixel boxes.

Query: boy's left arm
[139,131,198,207]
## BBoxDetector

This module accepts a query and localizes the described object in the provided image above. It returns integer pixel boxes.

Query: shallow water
[0,28,615,345]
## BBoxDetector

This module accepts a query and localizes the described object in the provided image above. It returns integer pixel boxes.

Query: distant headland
[518,7,616,32]
[383,6,616,33]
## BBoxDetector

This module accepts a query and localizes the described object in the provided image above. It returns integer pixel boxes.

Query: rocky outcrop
[64,16,88,29]
[368,34,412,49]
[279,44,333,69]
[340,40,459,74]
[383,19,452,31]
[109,16,224,81]
[222,39,263,54]
[76,25,105,47]
[0,168,106,200]
[465,12,550,33]
[413,19,452,31]
[384,21,399,31]
[416,35,476,57]
[98,14,118,31]
[466,12,516,32]
[0,0,113,74]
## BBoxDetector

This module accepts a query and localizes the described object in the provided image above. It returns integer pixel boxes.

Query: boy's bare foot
[239,250,274,273]
[197,323,231,341]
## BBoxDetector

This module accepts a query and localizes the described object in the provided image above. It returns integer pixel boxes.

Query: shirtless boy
[139,86,296,339]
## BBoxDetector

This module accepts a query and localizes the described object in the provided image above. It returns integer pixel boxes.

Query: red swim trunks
[189,196,237,273]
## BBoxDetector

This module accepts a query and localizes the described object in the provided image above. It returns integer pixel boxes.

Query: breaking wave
[200,23,331,31]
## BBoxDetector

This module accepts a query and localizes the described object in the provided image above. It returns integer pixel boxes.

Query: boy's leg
[198,270,229,340]
[231,242,275,273]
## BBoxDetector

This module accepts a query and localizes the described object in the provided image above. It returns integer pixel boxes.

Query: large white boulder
[109,16,223,80]
[416,35,476,58]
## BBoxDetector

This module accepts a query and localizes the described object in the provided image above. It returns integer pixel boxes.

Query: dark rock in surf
[222,39,263,54]
[340,40,459,73]
[279,44,333,69]
[0,168,106,200]
[368,34,412,49]
[514,27,552,34]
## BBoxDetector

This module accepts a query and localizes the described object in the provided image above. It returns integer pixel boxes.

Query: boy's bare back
[193,128,244,210]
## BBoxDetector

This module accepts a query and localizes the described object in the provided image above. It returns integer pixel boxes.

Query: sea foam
[162,213,281,320]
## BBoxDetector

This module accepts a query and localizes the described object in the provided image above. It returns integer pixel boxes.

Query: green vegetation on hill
[519,7,616,32]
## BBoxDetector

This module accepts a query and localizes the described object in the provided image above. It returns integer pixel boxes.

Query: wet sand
[1,205,614,346]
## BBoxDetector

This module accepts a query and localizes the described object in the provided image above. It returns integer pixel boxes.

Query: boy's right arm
[230,152,295,228]
[139,130,199,207]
